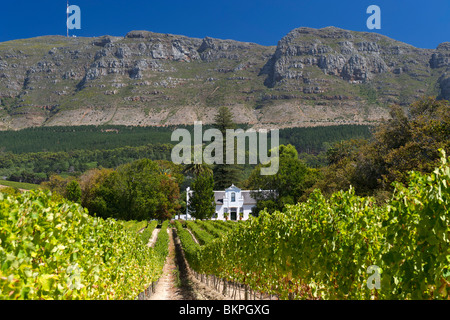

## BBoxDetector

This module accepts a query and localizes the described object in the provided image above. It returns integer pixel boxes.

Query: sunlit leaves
[0,190,164,299]
[192,151,450,299]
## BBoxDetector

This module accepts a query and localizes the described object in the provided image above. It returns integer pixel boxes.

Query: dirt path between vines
[148,227,226,300]
[147,228,160,247]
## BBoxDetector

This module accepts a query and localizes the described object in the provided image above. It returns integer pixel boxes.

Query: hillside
[0,27,449,130]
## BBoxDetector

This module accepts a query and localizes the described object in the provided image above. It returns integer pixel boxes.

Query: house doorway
[230,208,237,221]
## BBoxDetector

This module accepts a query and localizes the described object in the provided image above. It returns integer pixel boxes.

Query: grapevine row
[187,152,450,299]
[0,190,166,299]
[194,220,224,239]
[174,220,201,271]
[139,220,158,245]
[154,220,170,261]
[185,221,215,245]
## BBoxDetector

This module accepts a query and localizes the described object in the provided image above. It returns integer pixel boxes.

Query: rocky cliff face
[432,42,450,100]
[0,27,448,130]
[261,27,445,102]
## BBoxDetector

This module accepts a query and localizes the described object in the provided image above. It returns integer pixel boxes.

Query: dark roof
[214,191,225,204]
[241,191,257,205]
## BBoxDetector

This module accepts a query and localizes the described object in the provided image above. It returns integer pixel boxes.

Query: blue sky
[0,0,448,49]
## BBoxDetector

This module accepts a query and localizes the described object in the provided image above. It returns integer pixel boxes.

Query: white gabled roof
[213,185,269,205]
[189,185,272,206]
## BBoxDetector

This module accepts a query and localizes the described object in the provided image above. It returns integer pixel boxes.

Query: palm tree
[182,163,213,177]
[158,168,176,180]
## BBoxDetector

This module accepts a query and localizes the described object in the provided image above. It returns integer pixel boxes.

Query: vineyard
[0,152,449,300]
[0,191,169,299]
[175,151,450,300]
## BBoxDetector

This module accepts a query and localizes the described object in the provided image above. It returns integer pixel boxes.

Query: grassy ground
[0,180,40,190]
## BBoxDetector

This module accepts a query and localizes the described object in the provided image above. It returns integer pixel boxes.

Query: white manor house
[186,184,262,221]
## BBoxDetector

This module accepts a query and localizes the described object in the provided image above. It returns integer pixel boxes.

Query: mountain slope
[0,27,448,130]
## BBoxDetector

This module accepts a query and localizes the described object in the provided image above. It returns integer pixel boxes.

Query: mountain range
[0,26,449,130]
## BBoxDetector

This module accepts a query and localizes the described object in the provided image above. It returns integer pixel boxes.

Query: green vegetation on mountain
[0,27,449,130]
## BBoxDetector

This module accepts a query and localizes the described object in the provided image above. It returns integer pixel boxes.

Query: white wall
[188,185,256,221]
[214,204,253,220]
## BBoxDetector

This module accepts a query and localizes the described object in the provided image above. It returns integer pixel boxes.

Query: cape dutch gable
[186,184,264,220]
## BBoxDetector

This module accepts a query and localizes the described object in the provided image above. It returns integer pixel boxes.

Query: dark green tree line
[310,96,450,201]
[42,159,183,221]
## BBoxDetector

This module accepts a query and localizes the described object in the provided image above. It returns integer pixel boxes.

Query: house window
[231,192,236,202]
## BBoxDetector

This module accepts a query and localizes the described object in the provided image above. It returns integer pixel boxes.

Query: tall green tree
[80,159,181,221]
[188,172,215,220]
[65,180,81,203]
[214,106,235,136]
[212,106,242,189]
[245,144,319,214]
[310,96,450,200]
